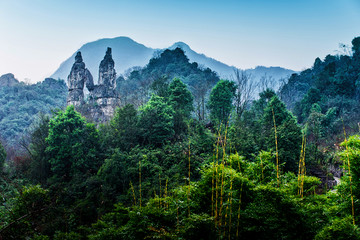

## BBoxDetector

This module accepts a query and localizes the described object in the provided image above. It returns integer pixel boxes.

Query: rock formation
[98,47,116,88]
[66,48,120,122]
[0,73,20,87]
[67,52,94,106]
[88,47,119,120]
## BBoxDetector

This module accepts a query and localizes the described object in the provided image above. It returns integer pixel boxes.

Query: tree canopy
[208,79,237,127]
[46,105,100,182]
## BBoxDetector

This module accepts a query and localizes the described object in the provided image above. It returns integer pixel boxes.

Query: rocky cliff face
[98,47,116,88]
[67,52,94,106]
[67,48,120,122]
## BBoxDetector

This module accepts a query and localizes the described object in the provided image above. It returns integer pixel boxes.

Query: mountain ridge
[51,36,295,88]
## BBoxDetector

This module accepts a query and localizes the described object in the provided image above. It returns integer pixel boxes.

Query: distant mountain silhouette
[51,36,295,90]
[51,37,155,83]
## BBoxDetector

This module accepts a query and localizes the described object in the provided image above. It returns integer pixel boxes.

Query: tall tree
[46,105,100,182]
[151,75,170,99]
[233,69,256,118]
[208,80,236,127]
[138,94,175,146]
[189,71,218,121]
[169,78,194,118]
[262,95,302,172]
[101,104,139,152]
[27,114,51,184]
[168,78,194,136]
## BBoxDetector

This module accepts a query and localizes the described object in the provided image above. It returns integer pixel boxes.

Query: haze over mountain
[51,37,295,88]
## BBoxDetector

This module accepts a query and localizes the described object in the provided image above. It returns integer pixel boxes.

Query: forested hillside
[1,37,360,240]
[116,47,220,120]
[279,37,360,169]
[51,36,294,86]
[280,37,360,123]
[0,75,67,147]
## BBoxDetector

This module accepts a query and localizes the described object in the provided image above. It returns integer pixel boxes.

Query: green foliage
[208,79,236,126]
[340,135,360,200]
[150,75,170,98]
[263,95,292,127]
[247,151,277,183]
[1,185,51,239]
[13,185,50,216]
[0,78,67,146]
[263,95,302,172]
[168,77,194,136]
[138,95,175,146]
[229,91,302,173]
[5,38,360,239]
[294,88,321,122]
[116,48,219,113]
[352,37,360,55]
[100,104,139,152]
[87,203,129,240]
[188,119,215,155]
[315,216,360,240]
[0,141,6,173]
[239,185,310,239]
[98,150,130,201]
[228,110,259,159]
[26,114,51,184]
[46,105,100,182]
[168,78,194,117]
[53,231,82,240]
[280,36,360,143]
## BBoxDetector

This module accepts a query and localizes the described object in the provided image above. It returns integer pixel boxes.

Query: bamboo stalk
[214,126,222,227]
[298,133,305,196]
[301,137,306,197]
[139,160,142,208]
[228,173,234,240]
[260,154,264,182]
[211,145,216,218]
[213,124,222,220]
[219,122,229,232]
[188,141,191,217]
[272,107,280,187]
[177,205,179,227]
[237,152,241,173]
[236,181,244,237]
[343,121,355,225]
[159,172,162,208]
[165,178,168,210]
[130,181,137,206]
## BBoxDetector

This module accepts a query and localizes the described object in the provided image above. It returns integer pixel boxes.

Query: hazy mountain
[51,36,295,89]
[169,42,238,78]
[51,37,156,83]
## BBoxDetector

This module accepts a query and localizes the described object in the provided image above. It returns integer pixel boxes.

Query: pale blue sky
[0,0,359,82]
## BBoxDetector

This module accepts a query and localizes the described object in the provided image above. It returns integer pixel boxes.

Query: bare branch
[233,69,257,118]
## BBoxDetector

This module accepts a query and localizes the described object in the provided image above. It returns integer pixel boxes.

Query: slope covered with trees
[1,37,360,239]
[0,76,67,147]
[278,36,360,174]
[280,37,360,129]
[116,47,219,121]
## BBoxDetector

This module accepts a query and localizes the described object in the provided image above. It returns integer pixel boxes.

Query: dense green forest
[1,37,360,239]
[0,77,67,147]
[116,47,219,120]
